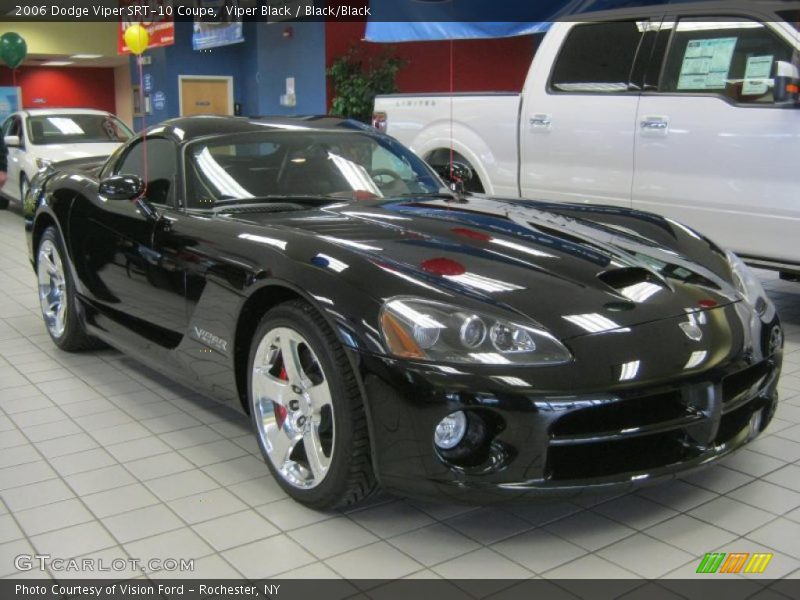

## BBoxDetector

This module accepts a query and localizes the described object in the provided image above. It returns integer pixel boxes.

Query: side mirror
[4,135,20,147]
[774,61,800,105]
[99,174,144,200]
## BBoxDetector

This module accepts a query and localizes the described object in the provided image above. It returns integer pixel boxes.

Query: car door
[2,115,24,200]
[519,20,652,207]
[74,136,189,346]
[632,15,800,264]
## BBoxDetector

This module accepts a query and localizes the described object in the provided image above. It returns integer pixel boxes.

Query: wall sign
[153,91,166,111]
[118,0,176,54]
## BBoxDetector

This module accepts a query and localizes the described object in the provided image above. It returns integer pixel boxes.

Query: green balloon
[0,32,27,69]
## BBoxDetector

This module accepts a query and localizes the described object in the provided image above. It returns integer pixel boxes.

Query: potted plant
[327,45,405,123]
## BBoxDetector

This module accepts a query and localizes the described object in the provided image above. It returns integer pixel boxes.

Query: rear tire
[248,300,378,509]
[0,196,8,210]
[36,227,102,352]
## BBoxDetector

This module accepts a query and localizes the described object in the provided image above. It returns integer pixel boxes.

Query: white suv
[1,109,132,209]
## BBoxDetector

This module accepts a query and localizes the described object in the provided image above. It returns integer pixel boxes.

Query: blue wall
[253,22,327,116]
[131,20,327,130]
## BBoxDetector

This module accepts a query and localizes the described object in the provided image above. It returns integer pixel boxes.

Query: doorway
[178,76,234,116]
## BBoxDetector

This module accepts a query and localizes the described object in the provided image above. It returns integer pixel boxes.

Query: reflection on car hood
[35,142,122,162]
[238,195,742,340]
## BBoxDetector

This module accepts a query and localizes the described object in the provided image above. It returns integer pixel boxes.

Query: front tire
[248,300,377,509]
[20,175,29,204]
[36,227,99,351]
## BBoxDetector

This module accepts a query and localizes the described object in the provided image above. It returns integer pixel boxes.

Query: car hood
[236,195,742,340]
[33,142,122,162]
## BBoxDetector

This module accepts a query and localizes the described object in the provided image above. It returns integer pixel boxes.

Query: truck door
[519,20,648,208]
[632,16,800,264]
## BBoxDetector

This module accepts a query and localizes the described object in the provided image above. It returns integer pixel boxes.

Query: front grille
[547,432,702,480]
[722,362,770,408]
[545,360,775,482]
[550,390,688,439]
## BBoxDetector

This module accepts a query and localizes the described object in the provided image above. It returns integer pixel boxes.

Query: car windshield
[185,130,443,208]
[27,114,132,145]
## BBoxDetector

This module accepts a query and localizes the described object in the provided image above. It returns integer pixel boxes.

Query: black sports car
[25,116,782,508]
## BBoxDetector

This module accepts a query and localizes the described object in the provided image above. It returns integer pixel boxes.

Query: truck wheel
[426,149,485,194]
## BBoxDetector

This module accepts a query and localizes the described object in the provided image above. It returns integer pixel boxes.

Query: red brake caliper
[274,365,288,429]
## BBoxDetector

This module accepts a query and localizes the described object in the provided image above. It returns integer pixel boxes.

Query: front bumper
[355,305,782,503]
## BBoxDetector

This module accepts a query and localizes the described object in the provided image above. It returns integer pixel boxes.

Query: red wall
[0,66,116,113]
[325,21,538,99]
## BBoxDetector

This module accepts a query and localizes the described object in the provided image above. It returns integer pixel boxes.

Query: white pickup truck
[373,1,800,277]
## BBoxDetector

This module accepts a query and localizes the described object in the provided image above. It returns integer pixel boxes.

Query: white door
[520,21,645,207]
[633,17,800,263]
[2,115,24,201]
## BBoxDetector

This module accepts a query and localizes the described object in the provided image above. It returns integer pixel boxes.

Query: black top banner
[1,0,794,23]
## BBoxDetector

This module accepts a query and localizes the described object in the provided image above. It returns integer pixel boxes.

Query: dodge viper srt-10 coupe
[25,116,783,508]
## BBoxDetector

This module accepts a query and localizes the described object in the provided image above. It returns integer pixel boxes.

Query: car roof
[148,115,374,143]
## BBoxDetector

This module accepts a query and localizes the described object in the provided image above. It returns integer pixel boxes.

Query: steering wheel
[370,168,403,186]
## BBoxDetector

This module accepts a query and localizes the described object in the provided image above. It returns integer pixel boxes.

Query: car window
[27,114,132,145]
[185,131,442,209]
[550,21,644,93]
[115,138,177,207]
[659,18,799,105]
[3,116,22,139]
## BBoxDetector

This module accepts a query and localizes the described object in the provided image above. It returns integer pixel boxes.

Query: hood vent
[598,267,667,303]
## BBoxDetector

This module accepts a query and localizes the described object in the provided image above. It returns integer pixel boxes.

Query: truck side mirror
[774,61,800,105]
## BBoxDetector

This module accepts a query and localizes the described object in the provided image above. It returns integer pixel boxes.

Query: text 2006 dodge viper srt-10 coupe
[24,116,783,508]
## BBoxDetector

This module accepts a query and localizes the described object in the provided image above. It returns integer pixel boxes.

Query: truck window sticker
[677,37,738,90]
[742,55,774,95]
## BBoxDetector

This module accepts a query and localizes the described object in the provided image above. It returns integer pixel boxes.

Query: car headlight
[379,297,572,365]
[35,158,53,171]
[726,250,768,316]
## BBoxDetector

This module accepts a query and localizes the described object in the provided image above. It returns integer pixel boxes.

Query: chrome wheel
[20,177,29,202]
[252,327,335,489]
[37,239,67,339]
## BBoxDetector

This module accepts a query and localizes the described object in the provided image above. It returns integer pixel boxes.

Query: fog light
[434,411,467,449]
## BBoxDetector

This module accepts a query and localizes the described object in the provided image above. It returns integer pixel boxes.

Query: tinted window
[551,21,643,93]
[185,131,441,209]
[116,138,177,206]
[660,18,798,104]
[27,114,132,145]
[4,116,22,139]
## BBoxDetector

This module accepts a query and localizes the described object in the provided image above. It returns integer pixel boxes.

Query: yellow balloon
[124,23,149,56]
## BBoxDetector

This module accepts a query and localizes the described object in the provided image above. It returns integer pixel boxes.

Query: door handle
[529,114,552,129]
[640,116,670,132]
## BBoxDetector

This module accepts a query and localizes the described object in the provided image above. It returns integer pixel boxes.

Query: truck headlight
[726,250,768,316]
[379,297,572,365]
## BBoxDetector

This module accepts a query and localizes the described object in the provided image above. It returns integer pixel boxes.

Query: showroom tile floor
[1,207,800,586]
